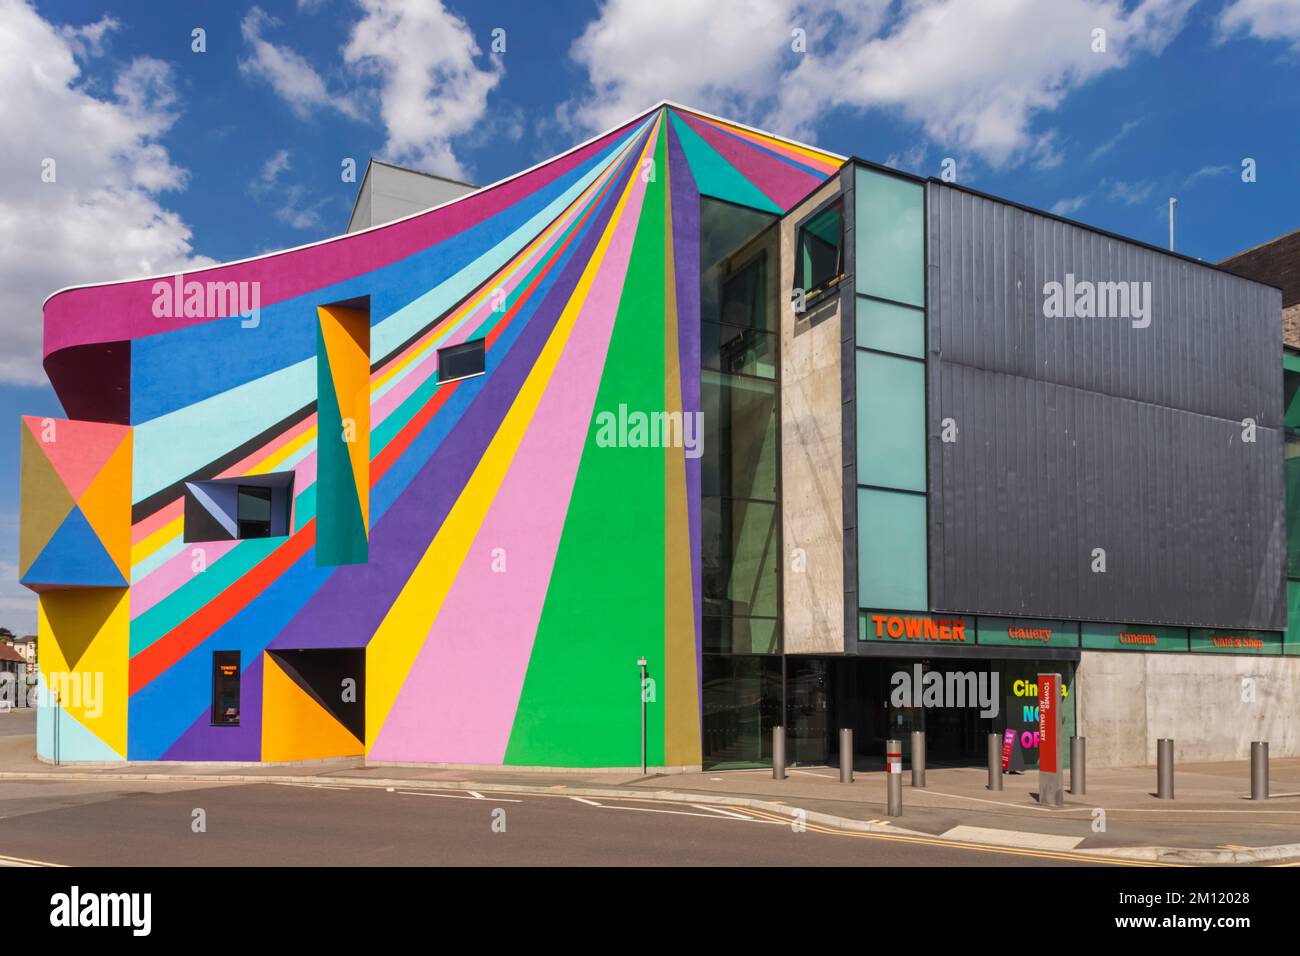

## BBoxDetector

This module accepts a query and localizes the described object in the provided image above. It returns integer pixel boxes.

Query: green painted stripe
[506,129,669,767]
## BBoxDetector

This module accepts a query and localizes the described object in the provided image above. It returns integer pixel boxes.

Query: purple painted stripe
[674,110,819,211]
[667,121,704,713]
[161,654,264,761]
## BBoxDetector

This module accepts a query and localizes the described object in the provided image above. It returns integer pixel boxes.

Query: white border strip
[42,100,846,306]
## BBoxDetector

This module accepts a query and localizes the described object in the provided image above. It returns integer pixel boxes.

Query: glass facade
[853,164,928,611]
[699,198,782,768]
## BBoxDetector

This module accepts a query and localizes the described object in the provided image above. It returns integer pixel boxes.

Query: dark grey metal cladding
[926,182,1286,631]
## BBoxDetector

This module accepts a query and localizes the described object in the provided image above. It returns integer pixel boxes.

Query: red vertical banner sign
[1038,674,1058,773]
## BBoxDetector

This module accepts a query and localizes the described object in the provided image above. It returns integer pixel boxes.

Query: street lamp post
[637,657,647,775]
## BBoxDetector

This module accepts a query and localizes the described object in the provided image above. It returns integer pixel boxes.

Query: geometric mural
[20,416,132,590]
[28,103,844,767]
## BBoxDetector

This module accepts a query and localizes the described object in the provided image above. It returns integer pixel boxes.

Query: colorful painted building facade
[20,103,1298,770]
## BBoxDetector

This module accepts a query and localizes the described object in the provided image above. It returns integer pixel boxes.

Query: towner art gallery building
[20,103,1298,771]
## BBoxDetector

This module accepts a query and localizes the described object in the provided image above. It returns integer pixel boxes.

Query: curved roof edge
[42,100,844,306]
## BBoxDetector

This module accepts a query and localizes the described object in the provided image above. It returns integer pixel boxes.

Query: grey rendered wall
[1077,650,1300,766]
[348,162,476,233]
[926,183,1286,631]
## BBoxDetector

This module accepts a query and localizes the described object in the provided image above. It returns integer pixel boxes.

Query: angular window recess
[183,472,294,543]
[437,338,486,384]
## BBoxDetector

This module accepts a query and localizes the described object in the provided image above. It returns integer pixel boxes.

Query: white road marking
[396,790,521,803]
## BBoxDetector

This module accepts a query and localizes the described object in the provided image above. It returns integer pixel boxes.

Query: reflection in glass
[701,654,782,768]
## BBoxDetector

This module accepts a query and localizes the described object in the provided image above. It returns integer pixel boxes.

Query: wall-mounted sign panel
[977,617,1079,649]
[859,611,976,645]
[1080,622,1189,652]
[1189,628,1283,655]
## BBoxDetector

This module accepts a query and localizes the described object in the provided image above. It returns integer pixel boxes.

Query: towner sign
[864,613,971,643]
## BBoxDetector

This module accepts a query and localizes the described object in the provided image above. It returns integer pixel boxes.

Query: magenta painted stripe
[44,119,646,358]
[368,124,661,764]
[675,111,818,210]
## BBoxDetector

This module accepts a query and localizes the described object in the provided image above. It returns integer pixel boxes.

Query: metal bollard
[911,730,926,788]
[987,733,1003,791]
[886,738,903,816]
[772,725,786,780]
[1251,741,1269,801]
[1070,736,1086,795]
[839,727,854,783]
[1157,738,1174,799]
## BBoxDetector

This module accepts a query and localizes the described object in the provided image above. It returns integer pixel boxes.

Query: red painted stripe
[129,521,317,694]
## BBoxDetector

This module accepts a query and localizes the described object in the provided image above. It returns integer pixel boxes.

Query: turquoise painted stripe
[668,112,782,213]
[129,536,283,656]
[132,358,315,502]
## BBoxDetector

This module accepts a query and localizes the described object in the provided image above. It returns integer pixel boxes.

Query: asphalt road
[0,778,1112,866]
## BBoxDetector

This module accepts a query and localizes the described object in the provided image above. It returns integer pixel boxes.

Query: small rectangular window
[796,200,844,304]
[211,651,241,726]
[437,338,485,383]
[237,485,273,539]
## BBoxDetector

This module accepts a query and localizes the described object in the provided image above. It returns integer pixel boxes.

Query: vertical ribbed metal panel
[926,183,1286,630]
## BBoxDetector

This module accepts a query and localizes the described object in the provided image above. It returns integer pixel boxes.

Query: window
[438,339,485,383]
[796,200,844,303]
[211,651,241,726]
[183,472,294,543]
[237,485,273,539]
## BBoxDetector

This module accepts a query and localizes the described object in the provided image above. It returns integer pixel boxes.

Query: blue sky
[2,0,1299,633]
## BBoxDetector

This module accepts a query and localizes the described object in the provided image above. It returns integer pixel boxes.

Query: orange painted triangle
[261,654,363,762]
[78,433,133,580]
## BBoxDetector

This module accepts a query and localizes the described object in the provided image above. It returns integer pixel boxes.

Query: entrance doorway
[785,655,1075,771]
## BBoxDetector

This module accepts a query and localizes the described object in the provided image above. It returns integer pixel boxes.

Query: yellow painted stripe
[131,516,183,566]
[365,123,660,746]
[697,114,841,169]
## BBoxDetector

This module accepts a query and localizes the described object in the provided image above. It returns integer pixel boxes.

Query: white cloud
[239,7,356,119]
[342,0,503,179]
[0,0,212,386]
[565,0,823,134]
[1219,0,1300,50]
[566,0,1195,170]
[1184,163,1230,186]
[239,0,501,179]
[1088,118,1141,162]
[1106,178,1156,206]
[1051,195,1088,216]
[57,13,117,58]
[250,149,329,231]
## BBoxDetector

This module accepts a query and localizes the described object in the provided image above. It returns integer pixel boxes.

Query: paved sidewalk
[4,708,1298,864]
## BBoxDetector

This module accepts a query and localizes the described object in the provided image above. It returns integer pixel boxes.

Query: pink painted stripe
[44,120,645,358]
[368,124,660,764]
[692,113,841,173]
[133,499,183,545]
[676,112,819,210]
[131,538,240,617]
